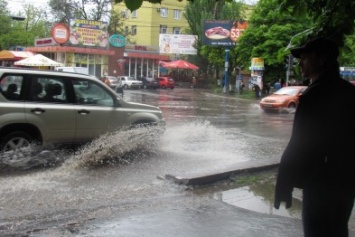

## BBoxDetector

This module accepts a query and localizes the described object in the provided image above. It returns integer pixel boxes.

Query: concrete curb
[165,157,280,186]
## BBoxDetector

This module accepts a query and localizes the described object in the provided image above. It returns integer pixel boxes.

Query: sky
[6,0,48,15]
[7,0,259,14]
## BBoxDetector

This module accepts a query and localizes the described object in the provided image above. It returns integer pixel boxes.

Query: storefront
[123,44,170,79]
[26,44,114,77]
[0,50,35,67]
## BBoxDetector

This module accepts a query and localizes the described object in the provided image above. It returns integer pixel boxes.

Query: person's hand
[274,181,293,209]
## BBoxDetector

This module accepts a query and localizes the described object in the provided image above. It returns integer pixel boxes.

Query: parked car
[259,86,307,111]
[140,77,159,89]
[100,76,123,95]
[158,77,175,89]
[119,76,143,89]
[0,67,165,160]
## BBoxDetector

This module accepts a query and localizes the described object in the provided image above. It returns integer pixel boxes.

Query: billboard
[202,20,248,46]
[159,34,197,55]
[69,19,109,48]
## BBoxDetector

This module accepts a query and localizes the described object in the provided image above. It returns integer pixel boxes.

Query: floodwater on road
[0,88,309,236]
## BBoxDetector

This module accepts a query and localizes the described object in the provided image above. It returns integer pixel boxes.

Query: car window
[31,77,67,103]
[274,87,299,96]
[74,79,115,107]
[0,75,24,101]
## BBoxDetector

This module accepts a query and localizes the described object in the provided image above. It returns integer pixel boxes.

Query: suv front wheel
[0,131,36,162]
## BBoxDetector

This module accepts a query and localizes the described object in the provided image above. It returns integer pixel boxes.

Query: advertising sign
[109,34,126,47]
[35,37,57,47]
[69,19,109,48]
[51,23,70,45]
[250,57,265,70]
[159,34,197,55]
[202,20,248,46]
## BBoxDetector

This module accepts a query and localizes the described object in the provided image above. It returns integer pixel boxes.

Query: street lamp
[284,27,315,51]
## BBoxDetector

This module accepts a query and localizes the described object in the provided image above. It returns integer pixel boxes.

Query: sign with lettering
[51,23,70,44]
[109,34,125,47]
[68,19,109,48]
[35,37,57,47]
[159,34,197,55]
[202,20,248,46]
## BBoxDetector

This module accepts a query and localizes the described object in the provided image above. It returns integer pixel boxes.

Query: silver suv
[0,67,165,159]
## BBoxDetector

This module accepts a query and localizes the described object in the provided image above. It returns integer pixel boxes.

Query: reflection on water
[220,186,302,219]
[190,169,302,219]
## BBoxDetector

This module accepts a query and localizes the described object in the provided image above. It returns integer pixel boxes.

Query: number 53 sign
[230,20,248,42]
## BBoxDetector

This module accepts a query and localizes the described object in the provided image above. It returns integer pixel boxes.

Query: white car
[119,76,143,89]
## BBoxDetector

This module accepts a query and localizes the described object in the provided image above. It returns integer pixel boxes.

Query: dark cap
[290,37,339,59]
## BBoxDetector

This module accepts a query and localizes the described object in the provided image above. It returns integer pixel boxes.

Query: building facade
[114,0,190,78]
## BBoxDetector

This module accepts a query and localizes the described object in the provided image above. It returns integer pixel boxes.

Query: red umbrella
[160,60,199,70]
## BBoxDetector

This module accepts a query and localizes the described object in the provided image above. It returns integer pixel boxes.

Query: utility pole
[286,55,293,86]
[223,48,230,94]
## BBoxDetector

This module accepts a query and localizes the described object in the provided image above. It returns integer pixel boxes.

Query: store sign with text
[159,34,197,55]
[202,20,248,46]
[68,19,109,48]
[109,34,125,47]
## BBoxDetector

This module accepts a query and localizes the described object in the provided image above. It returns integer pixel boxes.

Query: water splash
[64,126,164,170]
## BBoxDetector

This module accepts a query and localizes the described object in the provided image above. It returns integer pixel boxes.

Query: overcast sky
[7,0,259,16]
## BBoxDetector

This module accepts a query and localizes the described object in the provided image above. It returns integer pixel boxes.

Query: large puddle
[191,170,302,219]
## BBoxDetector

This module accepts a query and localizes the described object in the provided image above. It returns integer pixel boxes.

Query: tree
[0,1,12,49]
[234,0,311,83]
[0,3,50,50]
[48,0,112,24]
[115,0,354,45]
[184,0,244,82]
[339,34,355,67]
[276,0,355,46]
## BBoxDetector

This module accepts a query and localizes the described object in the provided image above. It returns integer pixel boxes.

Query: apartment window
[131,25,137,35]
[160,8,168,17]
[131,10,137,18]
[122,9,128,19]
[173,27,180,34]
[173,10,181,19]
[125,26,129,35]
[160,25,167,34]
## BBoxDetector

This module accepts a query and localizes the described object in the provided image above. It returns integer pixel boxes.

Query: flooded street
[0,88,335,236]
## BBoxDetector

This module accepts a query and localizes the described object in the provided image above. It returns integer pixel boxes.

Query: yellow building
[115,0,189,46]
[114,0,189,78]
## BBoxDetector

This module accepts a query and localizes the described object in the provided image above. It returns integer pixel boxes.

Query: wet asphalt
[2,88,355,236]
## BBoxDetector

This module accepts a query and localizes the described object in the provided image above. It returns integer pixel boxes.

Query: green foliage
[276,0,355,45]
[49,0,112,23]
[339,34,355,67]
[0,3,50,50]
[235,0,311,83]
[184,0,244,78]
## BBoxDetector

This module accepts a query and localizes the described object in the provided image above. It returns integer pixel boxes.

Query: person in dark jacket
[274,37,355,237]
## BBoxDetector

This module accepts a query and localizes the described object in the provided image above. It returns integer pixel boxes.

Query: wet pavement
[1,88,355,236]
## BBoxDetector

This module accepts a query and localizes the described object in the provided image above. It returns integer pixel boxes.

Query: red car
[158,77,175,89]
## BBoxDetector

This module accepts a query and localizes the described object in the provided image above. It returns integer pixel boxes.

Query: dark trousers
[302,186,354,237]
